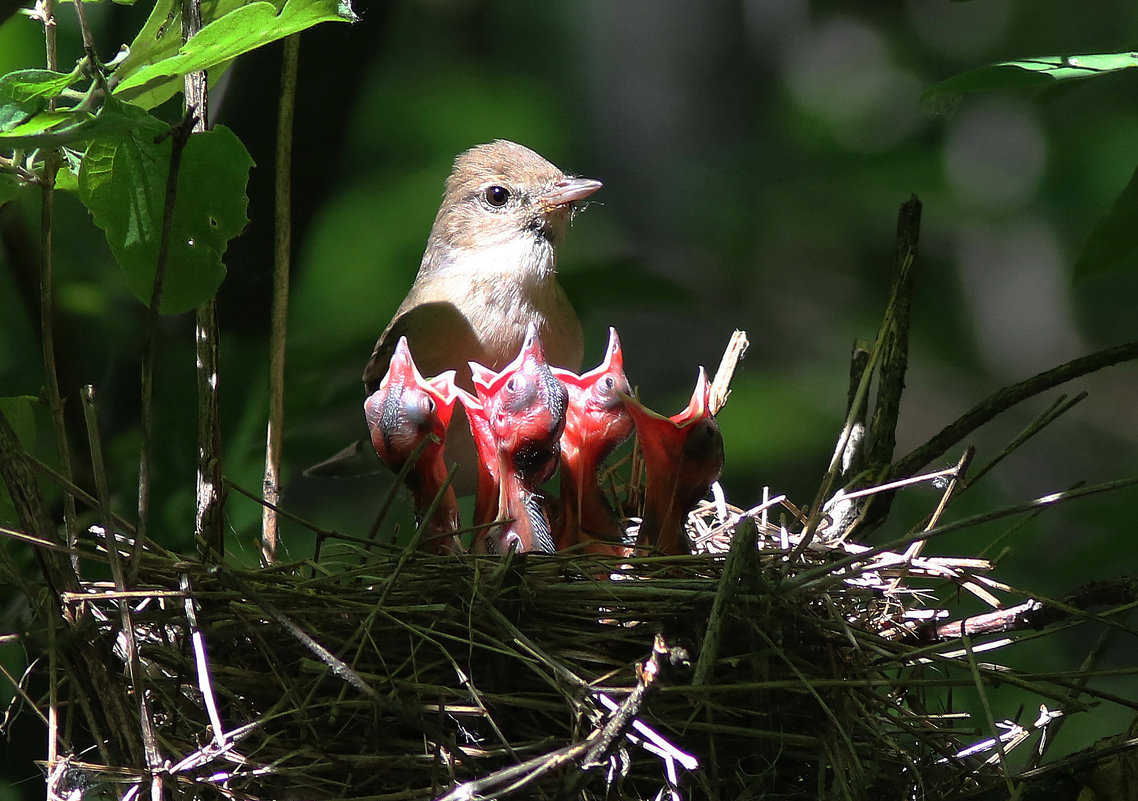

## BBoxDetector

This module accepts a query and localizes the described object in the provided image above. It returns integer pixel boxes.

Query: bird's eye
[603,377,616,390]
[484,185,510,207]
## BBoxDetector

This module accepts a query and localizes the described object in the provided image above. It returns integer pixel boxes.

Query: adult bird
[622,369,725,555]
[358,139,599,492]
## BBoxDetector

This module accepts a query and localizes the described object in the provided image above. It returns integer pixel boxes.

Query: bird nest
[5,201,1138,800]
[23,475,1138,801]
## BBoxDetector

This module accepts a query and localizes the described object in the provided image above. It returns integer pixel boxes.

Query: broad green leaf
[114,0,358,102]
[1073,162,1138,282]
[122,60,236,112]
[0,66,84,130]
[0,173,19,204]
[0,105,144,149]
[923,51,1138,102]
[79,102,253,313]
[117,0,248,75]
[112,0,246,109]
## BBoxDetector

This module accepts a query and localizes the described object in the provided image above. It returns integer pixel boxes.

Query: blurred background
[2,1,1138,797]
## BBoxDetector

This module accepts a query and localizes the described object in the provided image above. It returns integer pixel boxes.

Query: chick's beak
[622,368,724,555]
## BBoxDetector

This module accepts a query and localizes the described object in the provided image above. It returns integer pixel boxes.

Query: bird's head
[553,327,634,454]
[430,140,602,262]
[622,367,725,506]
[471,323,568,484]
[363,336,458,467]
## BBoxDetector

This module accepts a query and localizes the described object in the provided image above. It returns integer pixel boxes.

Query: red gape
[462,323,567,554]
[363,336,461,553]
[622,368,724,556]
[552,328,634,555]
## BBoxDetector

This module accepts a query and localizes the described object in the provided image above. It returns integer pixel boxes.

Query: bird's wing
[364,301,483,393]
[363,314,411,394]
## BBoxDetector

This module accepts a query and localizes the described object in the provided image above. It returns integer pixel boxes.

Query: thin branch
[183,0,225,561]
[132,115,193,583]
[262,34,301,564]
[708,329,748,415]
[81,387,165,790]
[891,341,1138,480]
[792,219,918,558]
[867,195,920,471]
[39,150,77,568]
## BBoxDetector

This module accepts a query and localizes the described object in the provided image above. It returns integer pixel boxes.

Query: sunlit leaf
[112,0,245,109]
[0,66,84,130]
[923,51,1138,103]
[79,99,253,313]
[0,106,144,149]
[113,0,358,102]
[1073,162,1138,282]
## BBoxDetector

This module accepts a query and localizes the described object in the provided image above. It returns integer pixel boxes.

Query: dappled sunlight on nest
[32,411,1138,801]
[7,201,1138,800]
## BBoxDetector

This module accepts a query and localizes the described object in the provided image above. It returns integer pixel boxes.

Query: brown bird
[622,368,724,555]
[463,324,567,554]
[552,328,634,554]
[364,139,599,390]
[359,139,599,491]
[363,337,461,553]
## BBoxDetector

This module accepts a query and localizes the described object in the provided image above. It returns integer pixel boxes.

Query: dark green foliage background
[1,1,1137,797]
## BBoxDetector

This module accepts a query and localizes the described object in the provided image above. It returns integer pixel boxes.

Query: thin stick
[963,392,1087,491]
[23,15,62,751]
[785,476,1138,593]
[693,517,756,685]
[792,242,917,560]
[181,0,225,562]
[132,116,192,583]
[262,34,301,564]
[891,341,1138,480]
[708,330,748,415]
[81,387,165,793]
[962,637,1016,793]
[37,0,77,575]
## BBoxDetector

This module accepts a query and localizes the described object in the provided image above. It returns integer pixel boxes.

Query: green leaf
[117,0,247,75]
[923,51,1138,103]
[0,66,84,130]
[112,0,246,109]
[1073,162,1138,282]
[0,106,144,149]
[113,0,358,102]
[79,103,253,313]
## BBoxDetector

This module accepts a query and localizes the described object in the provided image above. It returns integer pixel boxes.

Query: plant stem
[262,34,301,565]
[182,0,225,561]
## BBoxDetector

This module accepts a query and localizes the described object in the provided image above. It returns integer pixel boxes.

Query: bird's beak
[381,336,419,391]
[622,367,713,440]
[587,327,626,384]
[382,337,460,427]
[470,322,547,400]
[540,176,603,209]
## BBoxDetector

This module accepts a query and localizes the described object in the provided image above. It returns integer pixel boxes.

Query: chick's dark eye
[484,185,510,207]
